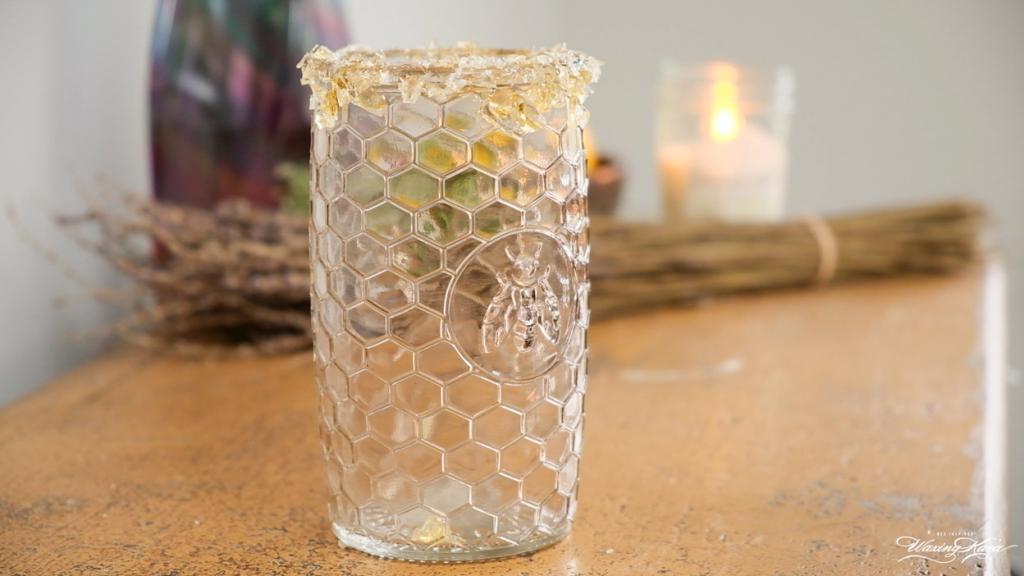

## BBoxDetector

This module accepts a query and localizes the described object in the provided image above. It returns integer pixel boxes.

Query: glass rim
[300,43,601,132]
[300,43,601,91]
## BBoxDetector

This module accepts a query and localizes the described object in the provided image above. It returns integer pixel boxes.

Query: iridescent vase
[300,45,600,561]
[150,0,348,208]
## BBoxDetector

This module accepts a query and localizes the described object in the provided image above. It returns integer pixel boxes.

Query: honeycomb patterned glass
[301,44,599,563]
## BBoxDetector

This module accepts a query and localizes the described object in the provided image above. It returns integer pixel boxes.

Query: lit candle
[657,62,792,223]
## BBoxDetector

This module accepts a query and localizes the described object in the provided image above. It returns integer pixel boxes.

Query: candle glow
[709,69,742,142]
[710,104,741,142]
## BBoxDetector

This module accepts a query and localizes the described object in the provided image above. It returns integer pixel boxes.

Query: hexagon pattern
[417,130,469,175]
[311,96,589,555]
[392,99,440,138]
[367,130,414,174]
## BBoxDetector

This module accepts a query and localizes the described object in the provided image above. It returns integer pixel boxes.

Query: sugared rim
[298,43,601,133]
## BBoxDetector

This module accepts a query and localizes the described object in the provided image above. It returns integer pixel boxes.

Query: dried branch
[49,195,986,357]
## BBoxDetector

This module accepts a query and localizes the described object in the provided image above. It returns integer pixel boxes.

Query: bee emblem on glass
[481,235,562,354]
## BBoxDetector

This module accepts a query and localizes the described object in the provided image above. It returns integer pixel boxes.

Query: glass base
[332,522,569,563]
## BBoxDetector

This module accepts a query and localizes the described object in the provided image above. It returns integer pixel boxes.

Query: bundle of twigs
[589,201,987,317]
[55,196,312,356]
[50,196,986,356]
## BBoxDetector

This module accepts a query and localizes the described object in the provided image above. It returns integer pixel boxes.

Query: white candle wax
[659,122,788,222]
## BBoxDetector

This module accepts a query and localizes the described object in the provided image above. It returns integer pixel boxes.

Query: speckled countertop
[0,267,1007,575]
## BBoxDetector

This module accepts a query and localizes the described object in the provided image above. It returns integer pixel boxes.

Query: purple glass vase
[149,0,349,208]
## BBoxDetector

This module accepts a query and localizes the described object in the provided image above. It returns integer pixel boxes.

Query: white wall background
[0,0,1020,567]
[0,0,151,405]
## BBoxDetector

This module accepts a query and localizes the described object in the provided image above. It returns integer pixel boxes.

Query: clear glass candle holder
[300,45,600,562]
[656,61,795,223]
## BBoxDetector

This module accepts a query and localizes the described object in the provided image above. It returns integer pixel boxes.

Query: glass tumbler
[300,45,600,562]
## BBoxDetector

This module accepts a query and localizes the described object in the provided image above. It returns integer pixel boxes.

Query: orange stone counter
[0,266,1008,575]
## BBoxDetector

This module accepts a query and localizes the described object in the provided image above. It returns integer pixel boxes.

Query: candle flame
[710,105,740,142]
[708,64,742,142]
